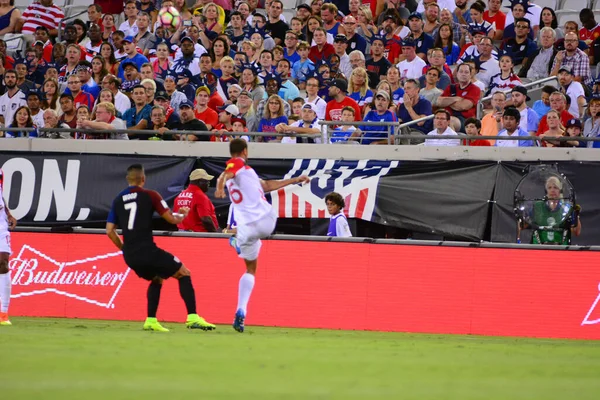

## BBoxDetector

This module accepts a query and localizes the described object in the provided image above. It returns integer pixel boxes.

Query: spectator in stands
[17,0,64,39]
[74,62,101,100]
[141,79,156,105]
[266,0,289,45]
[175,100,210,141]
[309,27,335,63]
[406,12,433,61]
[153,91,181,130]
[123,85,152,136]
[35,26,53,63]
[537,92,575,137]
[137,0,158,28]
[348,50,378,87]
[237,90,258,133]
[41,77,60,114]
[325,78,361,122]
[464,117,491,146]
[486,53,522,97]
[101,14,115,43]
[397,78,433,134]
[538,109,565,147]
[501,18,537,67]
[496,106,534,147]
[453,0,472,26]
[419,48,451,90]
[27,90,44,128]
[420,66,443,107]
[531,85,557,119]
[424,108,460,146]
[396,38,426,83]
[87,4,103,30]
[13,60,34,94]
[551,32,593,87]
[79,102,128,140]
[510,86,539,136]
[39,109,70,139]
[481,91,506,138]
[0,69,24,127]
[365,35,391,87]
[0,1,19,35]
[257,94,288,142]
[484,0,506,41]
[117,36,149,81]
[99,43,120,76]
[59,93,77,129]
[343,15,368,55]
[386,67,405,106]
[519,27,558,81]
[146,106,169,140]
[72,19,89,47]
[120,61,141,94]
[561,118,586,148]
[119,0,139,37]
[275,103,322,143]
[348,67,373,113]
[558,65,586,118]
[423,3,440,36]
[5,106,36,138]
[91,56,109,86]
[579,9,600,62]
[194,86,219,130]
[162,73,187,112]
[434,23,460,66]
[437,63,481,132]
[503,1,535,41]
[332,34,352,79]
[357,90,397,145]
[134,12,158,57]
[101,74,131,115]
[304,76,327,120]
[24,48,45,86]
[84,24,103,61]
[537,7,562,43]
[275,59,300,103]
[583,97,600,148]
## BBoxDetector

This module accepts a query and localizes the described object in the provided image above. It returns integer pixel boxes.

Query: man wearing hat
[406,12,434,61]
[510,86,539,137]
[175,69,198,103]
[332,34,352,79]
[558,65,586,118]
[275,103,323,143]
[75,60,101,100]
[358,90,397,145]
[117,35,149,81]
[396,38,426,81]
[563,118,587,148]
[325,78,361,122]
[366,35,392,87]
[342,15,368,55]
[173,169,219,233]
[27,89,45,128]
[194,86,219,130]
[237,90,259,133]
[381,13,404,64]
[153,90,181,130]
[496,106,534,147]
[176,100,210,141]
[120,61,142,93]
[172,36,202,77]
[213,104,240,140]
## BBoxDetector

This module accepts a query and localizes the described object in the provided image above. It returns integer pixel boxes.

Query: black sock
[147,281,162,318]
[178,276,197,315]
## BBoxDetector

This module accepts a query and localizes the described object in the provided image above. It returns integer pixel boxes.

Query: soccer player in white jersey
[0,170,17,326]
[215,139,309,332]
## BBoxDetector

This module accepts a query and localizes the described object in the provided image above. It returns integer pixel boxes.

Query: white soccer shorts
[236,212,277,260]
[0,233,11,255]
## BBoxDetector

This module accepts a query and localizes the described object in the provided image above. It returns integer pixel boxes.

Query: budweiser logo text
[9,244,130,309]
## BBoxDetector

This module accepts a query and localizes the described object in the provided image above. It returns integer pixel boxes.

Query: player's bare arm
[105,222,124,250]
[162,206,189,225]
[4,199,16,230]
[215,171,235,198]
[260,175,310,193]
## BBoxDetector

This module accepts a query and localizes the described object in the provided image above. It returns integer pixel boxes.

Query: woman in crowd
[385,67,405,107]
[141,79,157,104]
[153,42,172,76]
[583,98,600,148]
[539,109,565,147]
[41,78,61,115]
[241,40,259,63]
[0,0,21,35]
[101,14,116,43]
[537,7,563,43]
[202,3,223,35]
[348,67,373,114]
[73,19,89,46]
[6,106,36,138]
[310,0,323,16]
[91,55,109,86]
[486,53,522,97]
[75,105,92,139]
[305,16,329,46]
[249,32,265,60]
[357,5,376,39]
[100,42,120,75]
[434,23,460,66]
[240,63,264,109]
[210,37,230,77]
[257,94,288,143]
[348,0,361,19]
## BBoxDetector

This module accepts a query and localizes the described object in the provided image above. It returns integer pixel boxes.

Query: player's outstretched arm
[161,207,189,225]
[261,175,310,193]
[106,222,123,250]
[215,171,235,198]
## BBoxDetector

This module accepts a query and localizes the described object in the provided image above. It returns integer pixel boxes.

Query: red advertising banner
[7,232,600,340]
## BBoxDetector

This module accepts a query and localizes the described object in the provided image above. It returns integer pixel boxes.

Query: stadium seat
[283,9,295,23]
[535,0,558,11]
[3,33,24,57]
[555,10,581,27]
[280,0,297,9]
[593,0,600,9]
[559,0,590,10]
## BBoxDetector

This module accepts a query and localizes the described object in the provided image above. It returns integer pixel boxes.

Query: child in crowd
[291,41,314,89]
[292,97,305,115]
[464,118,491,146]
[325,192,352,237]
[330,106,358,143]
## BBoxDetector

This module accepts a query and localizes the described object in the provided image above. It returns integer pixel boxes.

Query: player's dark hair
[126,164,144,184]
[127,164,144,174]
[325,192,345,209]
[229,138,248,155]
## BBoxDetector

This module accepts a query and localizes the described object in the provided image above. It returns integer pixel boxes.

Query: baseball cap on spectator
[231,117,247,127]
[179,100,194,109]
[566,118,582,129]
[189,169,214,181]
[178,69,193,79]
[239,90,252,98]
[229,83,242,92]
[511,86,531,101]
[218,104,240,115]
[408,12,423,20]
[375,90,390,101]
[330,78,348,93]
[155,90,171,100]
[383,14,396,22]
[195,86,211,96]
[180,36,194,43]
[558,65,573,74]
[121,60,138,70]
[402,38,417,47]
[27,89,44,100]
[123,36,135,43]
[164,72,177,81]
[334,34,347,43]
[33,40,45,47]
[297,4,311,12]
[302,103,317,113]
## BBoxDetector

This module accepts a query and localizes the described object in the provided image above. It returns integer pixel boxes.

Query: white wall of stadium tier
[3,138,599,162]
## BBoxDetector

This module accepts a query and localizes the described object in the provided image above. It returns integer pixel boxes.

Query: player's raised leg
[0,251,12,326]
[172,265,216,330]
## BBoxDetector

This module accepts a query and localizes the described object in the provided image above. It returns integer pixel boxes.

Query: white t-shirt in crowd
[564,81,586,118]
[424,126,461,146]
[396,56,427,80]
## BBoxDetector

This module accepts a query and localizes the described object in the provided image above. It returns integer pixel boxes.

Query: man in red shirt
[194,86,219,130]
[484,0,506,41]
[325,78,362,122]
[174,169,219,233]
[436,63,481,132]
[308,27,335,63]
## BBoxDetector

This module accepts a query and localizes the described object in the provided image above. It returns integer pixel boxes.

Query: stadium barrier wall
[9,231,600,340]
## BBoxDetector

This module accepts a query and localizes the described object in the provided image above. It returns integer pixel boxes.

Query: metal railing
[476,76,559,119]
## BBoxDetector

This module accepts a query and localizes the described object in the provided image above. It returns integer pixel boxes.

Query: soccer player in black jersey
[106,164,215,332]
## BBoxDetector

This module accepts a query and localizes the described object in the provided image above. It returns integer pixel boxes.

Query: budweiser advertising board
[8,232,600,339]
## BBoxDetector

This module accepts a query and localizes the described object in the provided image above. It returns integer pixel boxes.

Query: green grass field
[2,318,599,399]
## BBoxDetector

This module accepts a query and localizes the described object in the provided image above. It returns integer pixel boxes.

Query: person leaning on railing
[38,109,70,139]
[78,102,128,140]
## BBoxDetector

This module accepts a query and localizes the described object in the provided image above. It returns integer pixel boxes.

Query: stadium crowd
[0,0,598,147]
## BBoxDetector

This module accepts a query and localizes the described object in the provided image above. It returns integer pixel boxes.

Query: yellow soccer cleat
[143,317,169,332]
[186,314,216,330]
[0,312,12,326]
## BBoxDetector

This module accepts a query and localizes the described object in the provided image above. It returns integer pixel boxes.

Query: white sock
[237,273,255,315]
[0,271,11,313]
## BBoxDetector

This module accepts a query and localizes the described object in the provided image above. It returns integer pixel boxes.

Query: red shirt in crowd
[580,24,600,43]
[194,107,219,129]
[325,96,362,122]
[537,110,575,136]
[483,10,506,31]
[173,184,218,232]
[441,82,481,119]
[384,36,402,64]
[308,43,335,63]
